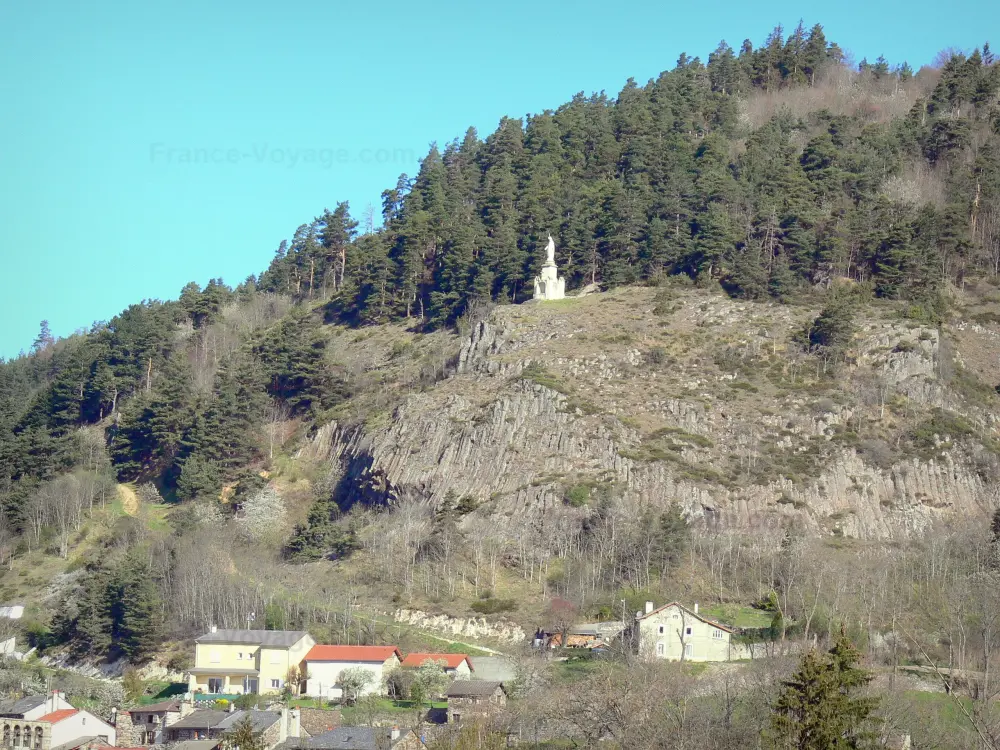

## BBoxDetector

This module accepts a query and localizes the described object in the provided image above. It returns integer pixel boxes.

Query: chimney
[694,603,699,614]
[279,707,300,743]
[645,601,654,615]
[210,625,218,633]
[390,726,400,741]
[180,695,195,718]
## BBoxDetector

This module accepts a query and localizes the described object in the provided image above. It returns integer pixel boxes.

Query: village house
[634,602,742,662]
[398,653,473,678]
[445,681,507,725]
[115,699,195,745]
[0,717,51,750]
[0,693,74,722]
[187,628,315,696]
[294,708,341,739]
[302,646,402,701]
[1,693,113,750]
[164,707,303,750]
[34,709,115,749]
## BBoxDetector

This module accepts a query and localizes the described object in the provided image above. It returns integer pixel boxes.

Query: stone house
[1,717,51,750]
[398,654,473,679]
[116,699,194,745]
[445,681,507,725]
[164,707,302,749]
[302,646,402,700]
[294,708,340,738]
[634,602,741,662]
[187,629,315,696]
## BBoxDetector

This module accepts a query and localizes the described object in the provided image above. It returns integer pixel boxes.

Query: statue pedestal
[533,261,565,301]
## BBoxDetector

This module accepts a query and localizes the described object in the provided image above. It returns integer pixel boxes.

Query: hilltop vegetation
[0,26,999,733]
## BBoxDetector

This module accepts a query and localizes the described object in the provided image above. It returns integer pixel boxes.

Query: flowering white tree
[236,486,287,543]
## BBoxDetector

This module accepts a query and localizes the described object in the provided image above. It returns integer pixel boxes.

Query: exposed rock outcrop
[310,288,999,540]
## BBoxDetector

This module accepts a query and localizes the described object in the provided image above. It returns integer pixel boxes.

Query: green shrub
[470,598,517,615]
[520,363,570,394]
[564,484,590,507]
[647,346,668,365]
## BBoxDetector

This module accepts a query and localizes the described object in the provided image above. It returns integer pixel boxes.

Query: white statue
[533,234,566,301]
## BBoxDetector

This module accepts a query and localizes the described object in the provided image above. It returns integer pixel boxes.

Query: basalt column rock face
[308,288,999,540]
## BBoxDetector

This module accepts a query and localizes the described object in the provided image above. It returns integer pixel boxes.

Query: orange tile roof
[304,645,402,662]
[400,653,473,670]
[37,709,79,724]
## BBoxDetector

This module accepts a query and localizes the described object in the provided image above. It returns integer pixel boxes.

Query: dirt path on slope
[118,484,139,516]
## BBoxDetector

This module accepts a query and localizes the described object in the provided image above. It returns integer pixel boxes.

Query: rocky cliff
[306,287,1000,540]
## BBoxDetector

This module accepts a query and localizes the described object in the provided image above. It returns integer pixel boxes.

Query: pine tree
[768,631,877,749]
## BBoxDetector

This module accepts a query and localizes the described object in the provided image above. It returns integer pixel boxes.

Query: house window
[208,678,224,693]
[13,726,20,748]
[684,644,693,658]
[712,629,723,639]
[238,652,244,660]
[34,728,42,750]
[271,679,281,689]
[672,614,679,619]
[453,713,461,724]
[210,650,221,664]
[658,625,664,634]
[685,627,692,635]
[656,642,665,656]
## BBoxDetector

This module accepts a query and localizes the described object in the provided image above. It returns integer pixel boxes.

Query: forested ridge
[1,22,1000,675]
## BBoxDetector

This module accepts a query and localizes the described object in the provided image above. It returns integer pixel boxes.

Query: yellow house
[187,628,315,695]
[635,602,743,662]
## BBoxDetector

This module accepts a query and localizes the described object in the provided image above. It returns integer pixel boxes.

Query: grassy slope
[4,282,1000,667]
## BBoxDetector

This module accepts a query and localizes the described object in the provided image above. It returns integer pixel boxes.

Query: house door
[208,678,224,693]
[684,644,693,659]
[244,678,259,694]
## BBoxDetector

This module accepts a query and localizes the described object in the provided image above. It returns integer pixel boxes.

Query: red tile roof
[304,645,402,662]
[400,653,473,670]
[37,709,79,724]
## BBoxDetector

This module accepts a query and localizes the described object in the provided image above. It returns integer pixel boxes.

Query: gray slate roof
[168,709,282,734]
[305,727,412,750]
[445,680,504,698]
[52,734,107,750]
[0,695,47,717]
[165,741,221,750]
[125,700,182,714]
[50,736,103,750]
[194,629,309,647]
[216,711,281,733]
[167,710,230,731]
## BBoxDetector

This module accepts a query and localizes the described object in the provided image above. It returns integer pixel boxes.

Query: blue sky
[0,0,994,357]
